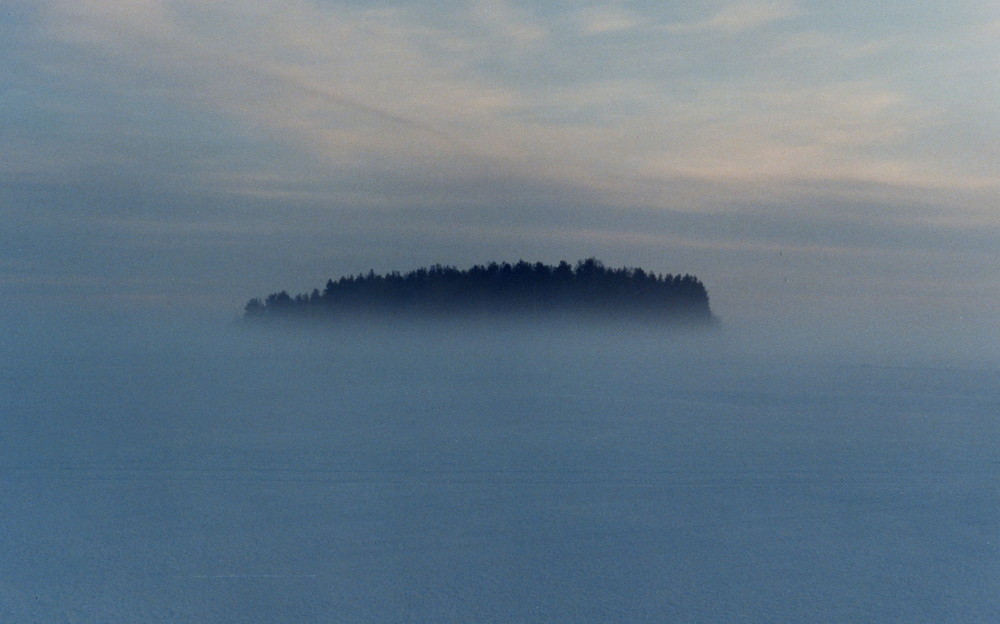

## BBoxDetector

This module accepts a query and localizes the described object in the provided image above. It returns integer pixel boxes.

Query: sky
[2,1,999,343]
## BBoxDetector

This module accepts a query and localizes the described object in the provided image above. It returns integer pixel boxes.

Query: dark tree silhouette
[243,258,717,325]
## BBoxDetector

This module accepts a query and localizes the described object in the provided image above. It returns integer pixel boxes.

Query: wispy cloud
[575,5,641,36]
[468,0,548,47]
[37,1,526,171]
[27,0,1000,209]
[665,0,801,34]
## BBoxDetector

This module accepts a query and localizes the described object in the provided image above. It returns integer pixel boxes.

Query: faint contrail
[209,47,459,145]
[183,573,319,579]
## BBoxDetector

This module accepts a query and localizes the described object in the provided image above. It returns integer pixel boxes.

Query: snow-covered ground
[2,316,998,622]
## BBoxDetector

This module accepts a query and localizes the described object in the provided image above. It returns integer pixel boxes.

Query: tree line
[243,258,715,323]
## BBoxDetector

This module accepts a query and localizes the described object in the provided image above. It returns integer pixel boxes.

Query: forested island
[243,258,716,325]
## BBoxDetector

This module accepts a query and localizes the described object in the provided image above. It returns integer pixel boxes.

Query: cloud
[576,5,641,36]
[35,1,525,176]
[769,31,894,60]
[665,0,801,34]
[468,0,548,47]
[23,0,999,213]
[41,0,176,43]
[11,3,998,228]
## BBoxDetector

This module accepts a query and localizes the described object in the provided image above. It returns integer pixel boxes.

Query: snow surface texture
[2,315,998,622]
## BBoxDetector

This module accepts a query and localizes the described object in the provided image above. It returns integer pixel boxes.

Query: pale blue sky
[2,1,998,340]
